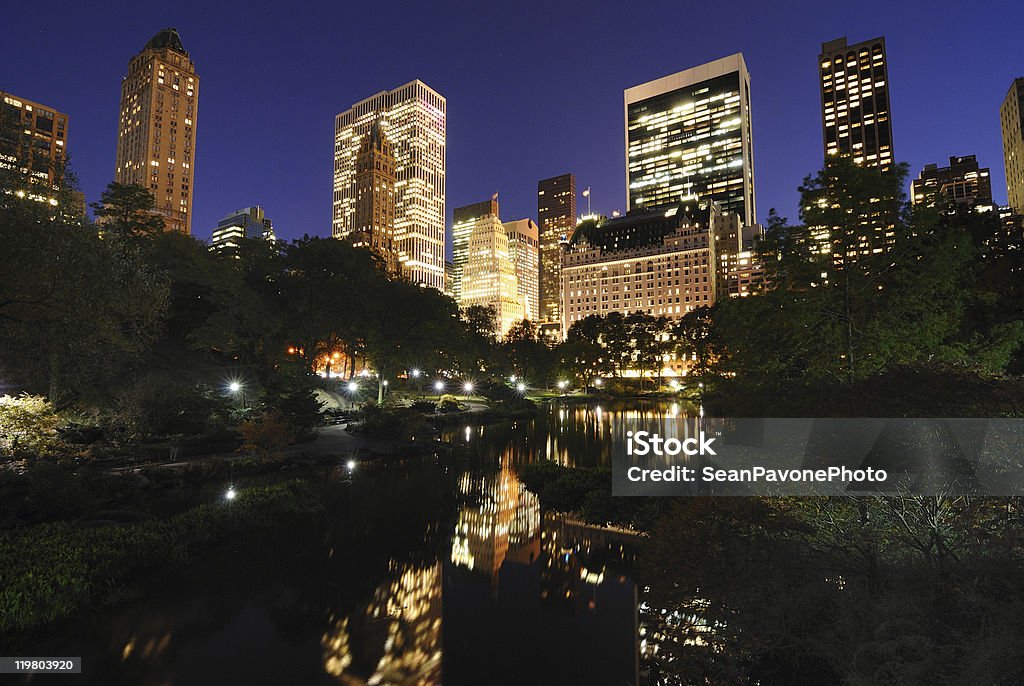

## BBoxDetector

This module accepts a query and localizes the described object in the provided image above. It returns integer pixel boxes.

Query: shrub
[0,394,66,459]
[437,394,462,413]
[237,409,294,460]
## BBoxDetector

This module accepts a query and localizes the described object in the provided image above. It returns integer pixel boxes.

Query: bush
[109,376,230,441]
[411,400,436,414]
[0,394,66,459]
[355,404,431,440]
[237,409,294,460]
[437,394,462,413]
[0,479,322,632]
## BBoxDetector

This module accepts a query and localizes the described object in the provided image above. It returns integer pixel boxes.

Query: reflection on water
[448,398,707,469]
[321,561,442,685]
[12,400,696,686]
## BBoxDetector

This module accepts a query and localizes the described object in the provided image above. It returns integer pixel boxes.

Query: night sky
[3,1,1023,246]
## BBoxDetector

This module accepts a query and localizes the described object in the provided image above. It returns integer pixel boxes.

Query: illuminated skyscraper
[451,198,498,303]
[503,218,540,322]
[1,91,68,202]
[819,36,894,172]
[114,28,199,234]
[625,54,755,227]
[459,199,525,337]
[1001,77,1024,214]
[537,173,577,327]
[333,80,446,290]
[351,120,398,275]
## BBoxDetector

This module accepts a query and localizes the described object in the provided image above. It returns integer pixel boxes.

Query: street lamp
[347,381,359,394]
[557,380,568,393]
[593,378,603,387]
[225,487,237,501]
[516,382,526,394]
[228,381,246,407]
[346,459,357,472]
[463,382,474,395]
[434,380,445,394]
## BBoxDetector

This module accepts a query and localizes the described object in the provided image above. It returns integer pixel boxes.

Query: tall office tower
[460,204,525,337]
[114,28,199,234]
[0,91,68,203]
[537,173,576,327]
[503,218,540,321]
[210,206,276,257]
[451,198,499,302]
[624,54,755,227]
[912,155,993,209]
[1001,78,1024,214]
[350,121,398,275]
[819,36,893,172]
[333,80,446,290]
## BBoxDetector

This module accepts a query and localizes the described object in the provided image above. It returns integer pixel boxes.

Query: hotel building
[333,80,446,290]
[624,54,755,227]
[114,28,199,234]
[560,200,721,343]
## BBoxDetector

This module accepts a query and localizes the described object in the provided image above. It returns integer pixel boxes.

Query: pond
[11,400,696,686]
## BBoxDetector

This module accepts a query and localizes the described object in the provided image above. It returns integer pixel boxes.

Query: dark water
[11,400,694,686]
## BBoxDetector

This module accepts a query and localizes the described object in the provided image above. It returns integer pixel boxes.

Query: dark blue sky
[3,1,1022,245]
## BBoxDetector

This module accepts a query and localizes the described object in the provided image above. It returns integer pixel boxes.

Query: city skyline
[2,1,1023,246]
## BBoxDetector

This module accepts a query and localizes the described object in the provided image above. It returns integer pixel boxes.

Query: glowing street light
[509,375,517,383]
[347,381,359,393]
[225,487,237,501]
[463,382,474,394]
[346,459,356,472]
[229,381,241,393]
[516,382,526,393]
[434,380,445,392]
[557,380,568,391]
[411,368,421,378]
[593,378,603,387]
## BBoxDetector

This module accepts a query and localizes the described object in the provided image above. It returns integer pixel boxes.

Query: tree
[90,182,166,236]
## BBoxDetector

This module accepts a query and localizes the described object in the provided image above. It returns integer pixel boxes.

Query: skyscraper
[115,28,199,234]
[911,155,993,209]
[537,173,576,326]
[351,120,398,275]
[333,80,446,290]
[1000,78,1024,214]
[1,91,68,202]
[451,198,499,303]
[624,54,755,227]
[503,218,540,322]
[210,206,275,257]
[819,36,893,172]
[458,199,525,337]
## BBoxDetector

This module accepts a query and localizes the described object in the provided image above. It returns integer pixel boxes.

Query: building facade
[912,155,993,209]
[333,80,446,290]
[537,173,577,326]
[460,207,525,338]
[1001,78,1024,215]
[210,206,275,256]
[503,219,540,322]
[451,198,499,303]
[624,54,755,227]
[1,91,68,203]
[115,28,199,234]
[716,215,765,297]
[819,36,893,172]
[561,201,722,344]
[351,121,398,275]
